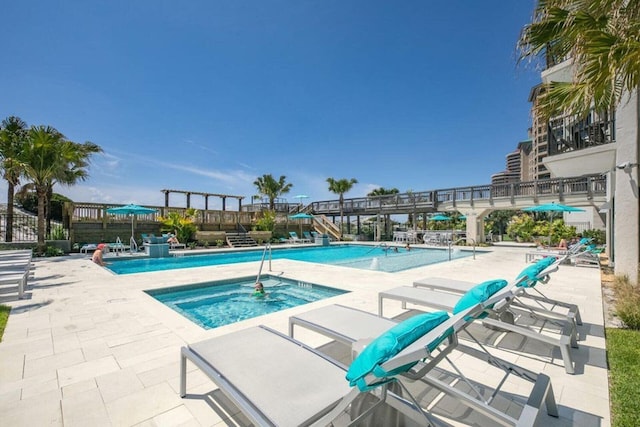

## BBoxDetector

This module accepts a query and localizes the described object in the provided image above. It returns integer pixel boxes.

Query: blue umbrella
[522,202,584,244]
[106,204,158,251]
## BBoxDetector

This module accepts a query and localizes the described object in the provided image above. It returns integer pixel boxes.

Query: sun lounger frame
[378,285,578,374]
[290,303,558,426]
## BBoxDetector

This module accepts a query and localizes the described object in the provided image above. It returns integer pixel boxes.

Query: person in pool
[252,282,266,297]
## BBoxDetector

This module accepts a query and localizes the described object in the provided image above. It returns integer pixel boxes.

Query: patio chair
[303,231,315,242]
[288,231,310,243]
[288,283,559,426]
[412,256,583,329]
[181,298,558,426]
[572,244,604,267]
[378,259,579,374]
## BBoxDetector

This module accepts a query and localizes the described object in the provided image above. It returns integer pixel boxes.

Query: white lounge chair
[378,263,579,374]
[181,298,557,426]
[289,303,559,427]
[412,256,583,329]
[288,231,311,243]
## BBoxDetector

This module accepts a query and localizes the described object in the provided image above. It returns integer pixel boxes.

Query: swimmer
[252,282,266,297]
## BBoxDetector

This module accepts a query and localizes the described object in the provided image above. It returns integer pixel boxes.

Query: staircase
[312,215,341,241]
[226,233,259,248]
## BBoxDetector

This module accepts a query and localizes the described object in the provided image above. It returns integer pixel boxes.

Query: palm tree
[367,187,399,239]
[327,177,358,236]
[518,0,640,118]
[253,174,293,210]
[20,126,102,253]
[0,116,28,242]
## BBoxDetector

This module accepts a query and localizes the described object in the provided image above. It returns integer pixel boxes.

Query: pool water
[108,244,473,274]
[146,275,348,329]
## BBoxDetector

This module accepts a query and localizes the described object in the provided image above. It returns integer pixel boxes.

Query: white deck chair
[378,264,579,374]
[289,291,559,426]
[182,299,557,426]
[413,256,583,329]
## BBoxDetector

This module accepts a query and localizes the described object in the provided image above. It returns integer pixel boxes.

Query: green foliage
[507,213,577,244]
[187,241,197,250]
[48,224,68,240]
[614,276,640,330]
[507,214,535,242]
[607,327,640,427]
[0,304,10,342]
[44,246,64,257]
[216,239,224,247]
[254,210,276,232]
[582,229,605,245]
[158,210,198,243]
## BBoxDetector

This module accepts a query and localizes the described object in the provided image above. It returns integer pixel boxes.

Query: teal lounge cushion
[346,311,450,391]
[452,279,509,319]
[516,256,557,287]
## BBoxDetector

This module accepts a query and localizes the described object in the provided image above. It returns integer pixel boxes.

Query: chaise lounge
[181,286,558,426]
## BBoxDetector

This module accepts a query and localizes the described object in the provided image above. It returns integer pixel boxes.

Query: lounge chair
[303,231,315,242]
[412,256,583,329]
[378,259,579,374]
[182,297,558,426]
[288,231,311,243]
[79,243,97,254]
[288,283,559,426]
[525,237,593,263]
[572,244,604,267]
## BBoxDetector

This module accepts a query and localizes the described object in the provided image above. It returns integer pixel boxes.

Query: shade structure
[522,202,585,245]
[106,204,158,252]
[429,214,451,221]
[458,215,467,220]
[289,212,314,236]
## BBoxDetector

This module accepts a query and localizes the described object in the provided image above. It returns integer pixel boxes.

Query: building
[530,59,638,282]
[491,140,532,185]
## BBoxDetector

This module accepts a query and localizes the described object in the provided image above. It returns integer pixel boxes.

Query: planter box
[248,231,272,243]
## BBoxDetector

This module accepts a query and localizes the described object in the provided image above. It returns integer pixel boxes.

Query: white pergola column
[462,209,491,244]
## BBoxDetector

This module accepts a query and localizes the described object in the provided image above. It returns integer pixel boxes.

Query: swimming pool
[146,275,348,329]
[108,244,473,274]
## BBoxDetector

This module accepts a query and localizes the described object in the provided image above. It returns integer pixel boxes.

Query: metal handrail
[449,238,475,261]
[255,243,272,284]
[367,242,389,255]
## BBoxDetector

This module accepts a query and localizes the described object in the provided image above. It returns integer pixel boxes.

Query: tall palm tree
[327,177,358,236]
[518,0,640,118]
[0,116,28,242]
[253,174,293,210]
[20,126,102,253]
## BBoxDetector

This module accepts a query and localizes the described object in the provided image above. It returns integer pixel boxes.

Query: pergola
[161,189,245,211]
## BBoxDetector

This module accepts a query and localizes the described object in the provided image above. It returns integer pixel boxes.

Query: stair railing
[256,242,272,284]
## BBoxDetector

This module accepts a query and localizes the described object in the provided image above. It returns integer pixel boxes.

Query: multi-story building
[531,59,638,282]
[491,139,532,185]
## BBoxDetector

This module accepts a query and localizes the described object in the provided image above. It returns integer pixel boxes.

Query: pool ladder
[366,242,389,256]
[256,243,272,284]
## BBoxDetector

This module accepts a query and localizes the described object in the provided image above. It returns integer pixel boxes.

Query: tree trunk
[6,182,14,242]
[37,188,47,254]
[46,186,53,239]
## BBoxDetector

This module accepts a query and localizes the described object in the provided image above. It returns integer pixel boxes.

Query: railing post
[587,176,593,200]
[510,184,515,205]
[558,178,564,201]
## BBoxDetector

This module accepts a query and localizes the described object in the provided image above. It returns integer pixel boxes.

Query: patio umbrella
[106,204,158,251]
[289,212,314,236]
[522,202,584,245]
[429,214,451,221]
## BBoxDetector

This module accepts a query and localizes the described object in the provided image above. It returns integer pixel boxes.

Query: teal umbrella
[106,204,158,251]
[522,202,584,245]
[289,213,314,235]
[429,214,451,221]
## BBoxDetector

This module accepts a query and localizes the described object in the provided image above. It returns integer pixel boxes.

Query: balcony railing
[548,113,615,155]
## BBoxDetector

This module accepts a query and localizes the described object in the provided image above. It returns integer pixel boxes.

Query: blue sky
[1,1,542,210]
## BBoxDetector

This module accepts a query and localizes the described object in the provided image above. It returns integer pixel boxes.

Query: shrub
[614,275,640,330]
[582,229,606,245]
[216,239,224,247]
[254,210,276,232]
[45,246,64,257]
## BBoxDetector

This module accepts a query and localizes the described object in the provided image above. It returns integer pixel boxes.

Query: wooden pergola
[161,189,245,211]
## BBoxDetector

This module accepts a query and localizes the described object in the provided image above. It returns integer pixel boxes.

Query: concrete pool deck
[0,245,609,426]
